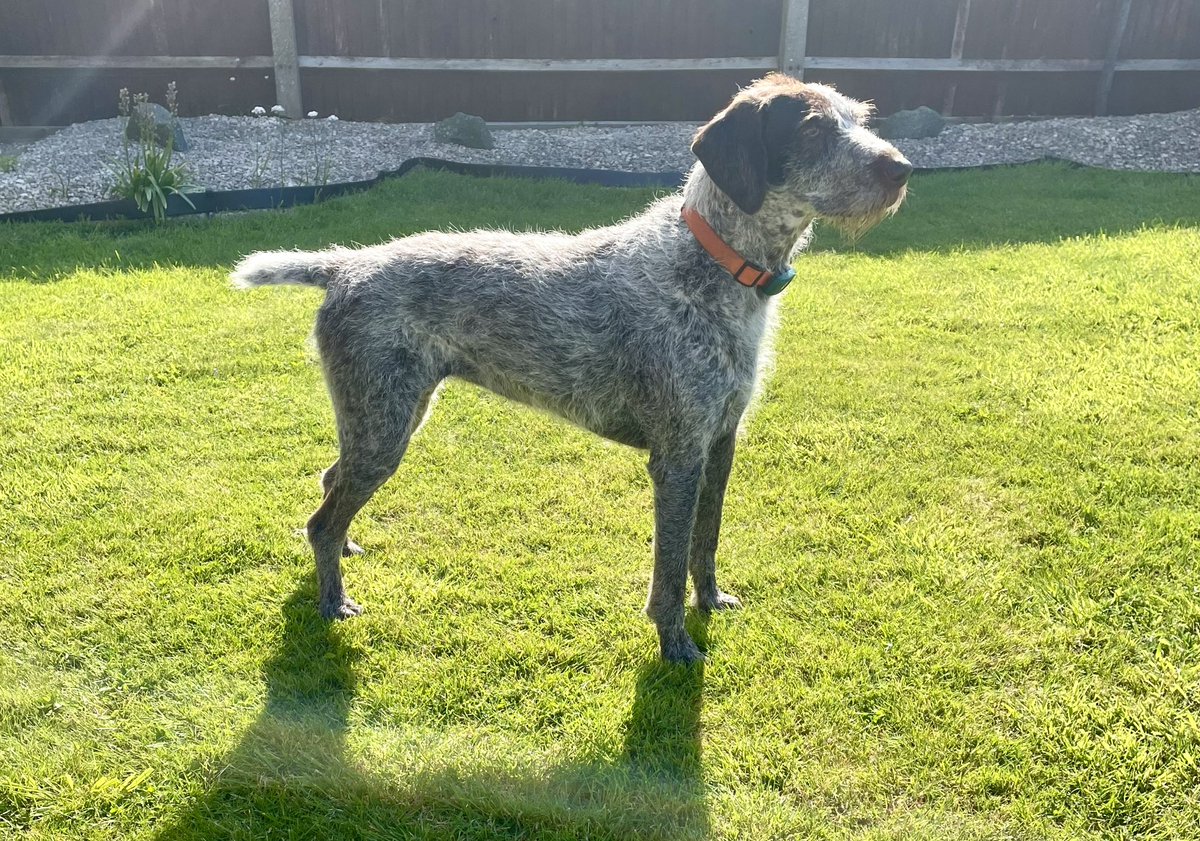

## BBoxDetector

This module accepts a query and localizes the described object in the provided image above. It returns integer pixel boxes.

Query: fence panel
[807,0,960,59]
[362,0,782,60]
[0,0,1197,125]
[964,0,1119,60]
[1121,0,1200,58]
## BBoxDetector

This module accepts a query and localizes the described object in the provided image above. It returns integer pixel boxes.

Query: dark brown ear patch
[691,93,813,215]
[762,97,812,185]
[690,98,768,215]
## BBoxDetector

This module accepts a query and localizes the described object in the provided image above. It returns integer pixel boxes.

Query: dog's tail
[230,249,336,289]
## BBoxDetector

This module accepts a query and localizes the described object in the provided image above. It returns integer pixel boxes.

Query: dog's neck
[681,162,814,272]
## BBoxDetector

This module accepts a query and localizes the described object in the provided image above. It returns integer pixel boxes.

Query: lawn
[1,164,1198,840]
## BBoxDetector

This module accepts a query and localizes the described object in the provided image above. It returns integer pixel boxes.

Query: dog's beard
[819,185,907,242]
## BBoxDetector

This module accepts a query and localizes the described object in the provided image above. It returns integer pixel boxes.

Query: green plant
[247,106,272,188]
[247,105,339,188]
[110,82,196,223]
[0,154,16,173]
[48,172,73,202]
[302,110,337,187]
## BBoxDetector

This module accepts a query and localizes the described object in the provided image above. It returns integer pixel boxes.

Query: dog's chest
[702,303,765,388]
[718,301,772,412]
[656,291,771,415]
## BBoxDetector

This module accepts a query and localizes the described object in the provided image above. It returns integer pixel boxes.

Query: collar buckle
[733,260,769,288]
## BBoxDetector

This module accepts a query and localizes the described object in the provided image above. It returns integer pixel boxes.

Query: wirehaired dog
[233,74,910,663]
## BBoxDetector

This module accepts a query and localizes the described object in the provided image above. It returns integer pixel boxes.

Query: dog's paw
[692,589,742,613]
[319,596,364,621]
[343,539,364,557]
[660,633,705,665]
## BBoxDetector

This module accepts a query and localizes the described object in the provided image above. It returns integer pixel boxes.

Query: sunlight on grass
[1,166,1198,840]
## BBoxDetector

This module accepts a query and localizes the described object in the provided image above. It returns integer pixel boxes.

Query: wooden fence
[1,0,1197,126]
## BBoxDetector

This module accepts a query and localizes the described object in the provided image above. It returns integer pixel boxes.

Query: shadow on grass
[155,585,709,840]
[2,164,1198,283]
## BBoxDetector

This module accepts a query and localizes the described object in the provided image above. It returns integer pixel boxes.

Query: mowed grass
[1,164,1198,840]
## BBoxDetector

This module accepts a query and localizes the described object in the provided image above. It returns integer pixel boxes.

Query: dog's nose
[873,155,913,187]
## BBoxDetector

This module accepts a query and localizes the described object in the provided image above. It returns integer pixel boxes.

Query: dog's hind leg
[319,382,442,560]
[689,431,742,612]
[319,461,364,557]
[308,352,439,620]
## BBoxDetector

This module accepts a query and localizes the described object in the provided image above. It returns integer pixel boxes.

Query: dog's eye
[801,124,821,139]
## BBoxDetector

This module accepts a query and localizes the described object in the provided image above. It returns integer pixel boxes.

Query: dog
[232,74,910,663]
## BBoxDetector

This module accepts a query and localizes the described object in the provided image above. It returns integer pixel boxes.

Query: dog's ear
[691,97,768,215]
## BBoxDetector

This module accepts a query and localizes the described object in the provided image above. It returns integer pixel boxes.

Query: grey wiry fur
[232,74,911,664]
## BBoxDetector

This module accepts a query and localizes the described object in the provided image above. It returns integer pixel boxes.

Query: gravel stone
[876,106,946,139]
[1,109,1197,214]
[126,102,189,152]
[432,112,494,149]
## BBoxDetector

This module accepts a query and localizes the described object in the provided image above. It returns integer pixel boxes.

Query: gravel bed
[897,109,1200,171]
[0,109,1196,214]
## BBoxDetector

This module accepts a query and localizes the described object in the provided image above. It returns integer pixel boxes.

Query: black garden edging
[0,157,687,224]
[0,155,1097,225]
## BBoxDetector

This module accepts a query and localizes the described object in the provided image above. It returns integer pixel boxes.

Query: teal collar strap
[760,266,796,296]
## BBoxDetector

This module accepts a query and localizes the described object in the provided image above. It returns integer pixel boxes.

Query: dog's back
[233,194,767,444]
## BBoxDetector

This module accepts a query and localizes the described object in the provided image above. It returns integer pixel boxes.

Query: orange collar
[681,206,795,296]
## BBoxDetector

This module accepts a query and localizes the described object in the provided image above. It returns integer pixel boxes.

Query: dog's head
[692,74,910,236]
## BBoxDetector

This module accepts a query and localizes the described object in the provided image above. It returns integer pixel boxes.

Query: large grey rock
[876,106,946,140]
[433,112,494,149]
[125,102,189,152]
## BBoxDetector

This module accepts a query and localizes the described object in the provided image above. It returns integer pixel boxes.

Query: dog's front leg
[646,449,705,664]
[689,431,742,612]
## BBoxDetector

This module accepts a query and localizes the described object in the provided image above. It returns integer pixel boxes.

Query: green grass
[0,155,17,173]
[1,164,1198,840]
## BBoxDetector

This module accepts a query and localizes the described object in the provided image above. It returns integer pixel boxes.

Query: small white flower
[271,104,286,116]
[306,110,318,118]
[229,76,236,82]
[327,114,339,122]
[251,105,266,117]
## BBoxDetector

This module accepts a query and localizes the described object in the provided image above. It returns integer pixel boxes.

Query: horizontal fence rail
[5,55,1200,73]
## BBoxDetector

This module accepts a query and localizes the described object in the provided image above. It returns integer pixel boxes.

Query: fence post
[942,0,972,115]
[0,79,12,126]
[1095,0,1133,116]
[778,0,811,79]
[267,0,304,117]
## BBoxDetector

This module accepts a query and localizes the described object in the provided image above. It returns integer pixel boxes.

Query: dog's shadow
[155,585,710,840]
